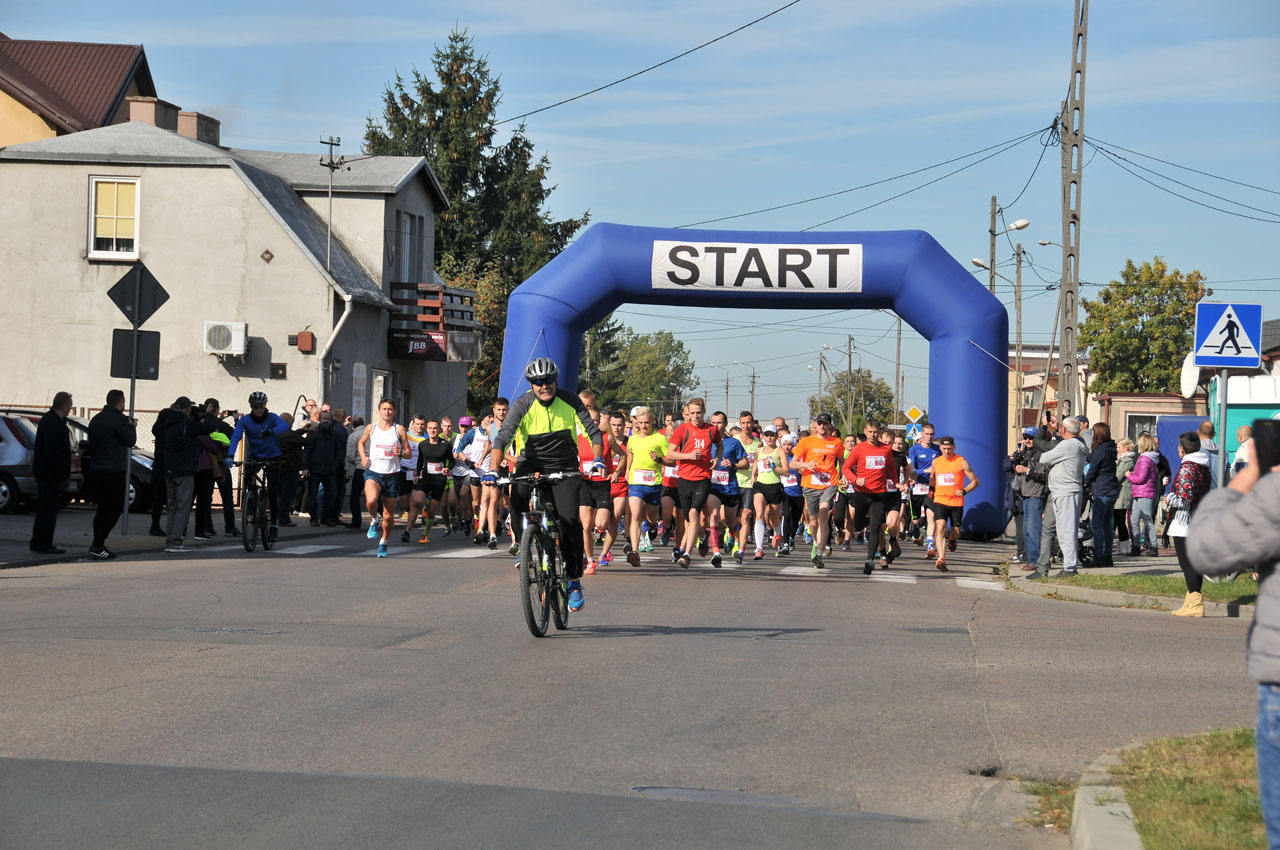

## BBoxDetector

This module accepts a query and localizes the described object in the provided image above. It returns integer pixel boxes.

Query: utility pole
[1055,0,1088,420]
[893,319,902,424]
[988,195,998,294]
[846,334,854,432]
[318,136,345,272]
[1014,243,1025,436]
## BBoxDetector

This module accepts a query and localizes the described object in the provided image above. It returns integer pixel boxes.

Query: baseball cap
[763,427,777,435]
[1022,426,1038,436]
[814,412,833,425]
[781,433,799,446]
[173,396,193,410]
[630,406,642,417]
[458,415,473,426]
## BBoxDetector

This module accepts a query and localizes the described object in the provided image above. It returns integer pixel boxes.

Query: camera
[1254,419,1279,475]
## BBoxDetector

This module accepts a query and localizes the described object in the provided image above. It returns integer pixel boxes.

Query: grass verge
[1111,728,1264,850]
[1026,572,1256,605]
[1022,779,1074,832]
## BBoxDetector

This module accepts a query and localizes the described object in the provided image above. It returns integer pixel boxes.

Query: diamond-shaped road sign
[107,261,169,327]
[1193,302,1262,369]
[905,404,924,423]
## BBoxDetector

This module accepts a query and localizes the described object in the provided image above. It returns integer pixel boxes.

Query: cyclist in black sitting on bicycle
[227,391,291,541]
[486,358,604,613]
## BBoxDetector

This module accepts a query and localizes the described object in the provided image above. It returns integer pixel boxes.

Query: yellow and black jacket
[493,388,601,474]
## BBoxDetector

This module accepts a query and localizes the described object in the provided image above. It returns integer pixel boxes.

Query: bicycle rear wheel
[242,489,258,552]
[260,499,274,551]
[551,549,569,631]
[518,523,550,637]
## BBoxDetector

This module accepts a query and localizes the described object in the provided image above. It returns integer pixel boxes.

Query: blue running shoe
[377,542,388,558]
[367,518,380,539]
[567,581,584,612]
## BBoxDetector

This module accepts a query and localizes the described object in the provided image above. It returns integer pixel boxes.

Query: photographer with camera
[204,399,239,537]
[1188,419,1280,844]
[160,396,221,553]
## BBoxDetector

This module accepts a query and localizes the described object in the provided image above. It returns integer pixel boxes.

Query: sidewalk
[0,504,363,569]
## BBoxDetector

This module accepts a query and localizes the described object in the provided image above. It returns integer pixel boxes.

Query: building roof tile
[0,35,155,131]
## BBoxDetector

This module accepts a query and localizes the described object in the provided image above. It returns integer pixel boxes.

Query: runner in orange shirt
[841,419,898,575]
[929,435,980,571]
[791,412,845,569]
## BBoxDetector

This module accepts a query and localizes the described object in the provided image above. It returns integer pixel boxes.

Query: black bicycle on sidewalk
[235,459,280,553]
[498,471,579,637]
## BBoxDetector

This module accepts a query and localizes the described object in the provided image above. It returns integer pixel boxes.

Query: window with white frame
[89,176,140,259]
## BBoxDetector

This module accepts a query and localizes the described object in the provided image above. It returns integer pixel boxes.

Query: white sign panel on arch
[651,241,863,292]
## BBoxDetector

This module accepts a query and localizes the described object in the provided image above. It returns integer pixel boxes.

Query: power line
[496,0,804,126]
[1085,135,1280,197]
[675,128,1043,228]
[1003,121,1060,210]
[802,132,1040,231]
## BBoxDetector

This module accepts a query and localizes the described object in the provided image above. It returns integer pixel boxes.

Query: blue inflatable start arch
[498,223,1009,535]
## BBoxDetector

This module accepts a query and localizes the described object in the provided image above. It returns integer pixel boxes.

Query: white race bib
[636,469,658,485]
[712,470,731,486]
[380,445,398,459]
[782,474,798,487]
[867,455,885,469]
[885,478,896,491]
[912,483,930,495]
[426,462,445,475]
[937,472,956,487]
[757,458,774,474]
[811,471,831,487]
[664,465,678,479]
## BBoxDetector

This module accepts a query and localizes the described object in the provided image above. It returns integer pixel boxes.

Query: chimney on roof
[127,96,179,131]
[178,111,220,146]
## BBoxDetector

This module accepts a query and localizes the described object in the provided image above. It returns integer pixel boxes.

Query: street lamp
[706,363,731,412]
[732,360,757,414]
[821,340,861,434]
[986,198,1030,294]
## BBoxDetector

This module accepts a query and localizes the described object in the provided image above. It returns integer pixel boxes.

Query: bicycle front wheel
[242,489,258,553]
[550,548,569,631]
[518,523,550,637]
[260,499,274,551]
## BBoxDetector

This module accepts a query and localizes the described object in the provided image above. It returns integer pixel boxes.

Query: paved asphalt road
[0,530,1255,849]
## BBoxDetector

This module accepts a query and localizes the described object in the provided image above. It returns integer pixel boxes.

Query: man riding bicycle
[227,391,290,541]
[487,358,604,613]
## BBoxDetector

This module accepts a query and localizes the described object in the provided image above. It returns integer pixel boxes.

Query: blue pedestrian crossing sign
[1194,302,1262,369]
[906,423,922,440]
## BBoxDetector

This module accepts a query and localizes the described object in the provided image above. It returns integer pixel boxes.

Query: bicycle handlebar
[494,471,582,486]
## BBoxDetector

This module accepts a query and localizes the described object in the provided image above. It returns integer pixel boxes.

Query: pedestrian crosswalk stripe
[871,573,916,584]
[433,548,497,558]
[955,577,1005,591]
[274,544,342,555]
[779,565,831,576]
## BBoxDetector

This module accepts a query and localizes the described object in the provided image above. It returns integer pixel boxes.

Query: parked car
[0,410,88,512]
[0,409,152,513]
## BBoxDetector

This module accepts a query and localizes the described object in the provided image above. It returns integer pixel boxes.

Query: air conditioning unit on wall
[204,321,248,355]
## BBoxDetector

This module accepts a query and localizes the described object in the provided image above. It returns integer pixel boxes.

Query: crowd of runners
[348,360,981,601]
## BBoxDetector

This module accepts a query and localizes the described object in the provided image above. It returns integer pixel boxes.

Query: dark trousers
[783,493,804,542]
[217,469,237,532]
[164,474,195,546]
[348,469,364,524]
[1174,536,1202,593]
[510,476,586,580]
[90,470,126,549]
[150,465,167,530]
[30,477,65,549]
[851,492,885,562]
[306,469,342,522]
[1114,506,1131,542]
[1013,511,1025,557]
[194,469,215,536]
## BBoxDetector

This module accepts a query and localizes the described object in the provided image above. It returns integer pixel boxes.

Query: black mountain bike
[499,471,579,637]
[236,459,279,553]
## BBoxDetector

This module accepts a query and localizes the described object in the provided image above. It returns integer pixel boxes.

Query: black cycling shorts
[882,491,902,513]
[936,503,964,528]
[578,479,611,510]
[738,486,755,512]
[677,478,711,512]
[910,492,933,518]
[414,475,447,502]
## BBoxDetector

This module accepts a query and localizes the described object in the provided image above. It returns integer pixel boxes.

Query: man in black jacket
[86,389,137,559]
[303,408,346,526]
[29,391,74,554]
[204,398,239,536]
[162,397,219,553]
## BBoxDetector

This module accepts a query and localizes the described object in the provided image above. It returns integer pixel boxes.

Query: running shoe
[935,556,948,572]
[367,518,380,539]
[841,541,852,552]
[823,544,832,556]
[584,559,597,576]
[640,539,654,553]
[672,547,682,564]
[803,530,813,544]
[863,559,875,575]
[400,530,410,543]
[812,552,825,569]
[567,582,585,612]
[811,544,819,560]
[733,549,744,565]
[594,531,605,547]
[697,536,709,558]
[888,539,901,563]
[677,553,691,569]
[508,541,519,556]
[442,526,452,538]
[473,529,486,545]
[601,551,613,566]
[627,551,642,568]
[948,537,957,552]
[657,521,666,540]
[623,541,633,555]
[711,551,723,568]
[419,529,430,544]
[754,549,764,561]
[377,542,388,558]
[487,534,499,550]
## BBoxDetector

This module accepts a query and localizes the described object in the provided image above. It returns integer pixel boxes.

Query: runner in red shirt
[841,419,898,575]
[665,397,721,568]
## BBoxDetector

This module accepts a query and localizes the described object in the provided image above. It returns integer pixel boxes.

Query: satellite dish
[1179,351,1200,399]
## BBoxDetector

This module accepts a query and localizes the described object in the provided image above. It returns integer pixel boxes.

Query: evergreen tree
[579,314,628,410]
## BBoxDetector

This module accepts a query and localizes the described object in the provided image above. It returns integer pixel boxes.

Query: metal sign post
[122,265,139,534]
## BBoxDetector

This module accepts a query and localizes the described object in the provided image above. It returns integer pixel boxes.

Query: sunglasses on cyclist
[530,378,555,387]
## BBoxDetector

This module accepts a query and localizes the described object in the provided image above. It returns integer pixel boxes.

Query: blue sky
[11,0,1279,418]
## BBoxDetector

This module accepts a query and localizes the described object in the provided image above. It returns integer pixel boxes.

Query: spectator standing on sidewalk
[1014,426,1045,570]
[1198,420,1221,489]
[1165,431,1213,617]
[1027,411,1066,577]
[1127,434,1161,556]
[161,397,219,553]
[1031,415,1087,577]
[1004,434,1030,562]
[1234,424,1254,478]
[1083,422,1119,567]
[1114,438,1137,555]
[304,408,346,526]
[148,406,176,536]
[277,412,305,526]
[204,398,239,536]
[1187,437,1280,843]
[29,391,74,555]
[345,416,365,528]
[86,389,136,559]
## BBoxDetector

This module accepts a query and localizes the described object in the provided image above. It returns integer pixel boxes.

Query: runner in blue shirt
[906,422,942,552]
[708,411,749,567]
[779,432,804,556]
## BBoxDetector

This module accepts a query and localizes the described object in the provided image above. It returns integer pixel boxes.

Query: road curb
[1009,573,1255,618]
[1071,747,1142,850]
[0,525,360,571]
